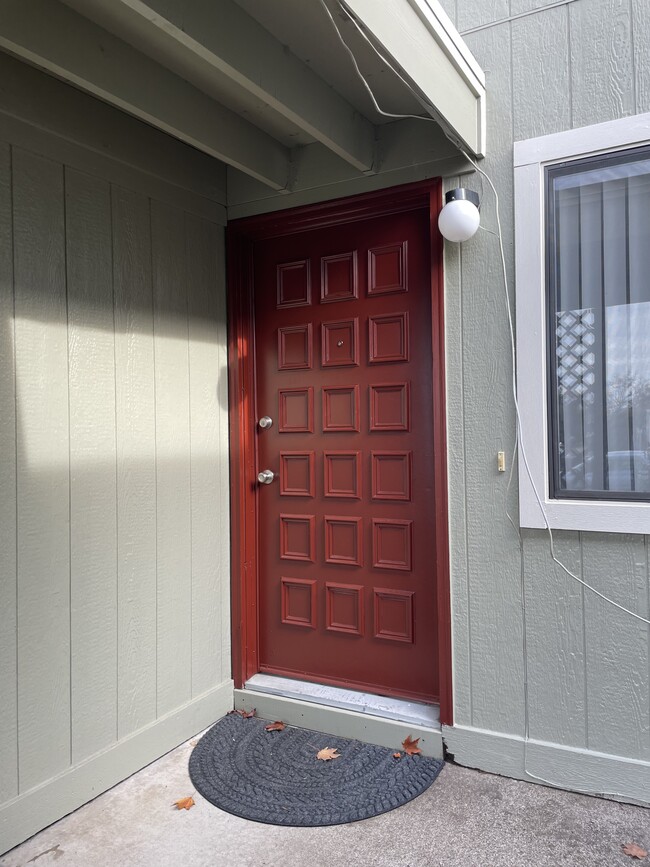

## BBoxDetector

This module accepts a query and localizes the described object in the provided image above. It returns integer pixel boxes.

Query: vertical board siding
[215,228,230,683]
[112,186,158,739]
[443,221,472,725]
[459,23,525,735]
[582,534,650,759]
[457,0,508,33]
[522,531,586,746]
[632,0,650,114]
[452,0,650,775]
[0,142,18,802]
[0,145,228,807]
[511,6,571,141]
[13,148,71,792]
[509,0,566,13]
[186,214,229,695]
[569,0,634,128]
[66,168,119,763]
[151,201,193,716]
[0,71,229,848]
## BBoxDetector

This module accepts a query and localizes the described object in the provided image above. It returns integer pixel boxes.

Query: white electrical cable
[326,0,650,626]
[460,0,582,36]
[461,156,650,627]
[459,153,647,799]
[317,0,427,124]
[322,0,650,800]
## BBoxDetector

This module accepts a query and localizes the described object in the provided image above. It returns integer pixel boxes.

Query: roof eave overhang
[0,0,486,195]
[342,0,486,158]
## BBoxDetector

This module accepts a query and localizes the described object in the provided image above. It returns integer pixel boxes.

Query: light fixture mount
[444,188,480,208]
[438,187,481,242]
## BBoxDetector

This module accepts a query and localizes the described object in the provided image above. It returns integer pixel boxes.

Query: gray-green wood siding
[444,0,650,764]
[0,60,231,838]
[3,0,650,841]
[222,0,650,787]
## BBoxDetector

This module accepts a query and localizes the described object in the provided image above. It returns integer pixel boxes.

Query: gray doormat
[188,714,444,826]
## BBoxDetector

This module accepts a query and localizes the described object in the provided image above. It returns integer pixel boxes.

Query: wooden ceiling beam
[62,0,377,173]
[0,0,291,190]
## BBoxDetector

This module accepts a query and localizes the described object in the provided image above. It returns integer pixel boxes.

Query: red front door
[251,204,440,703]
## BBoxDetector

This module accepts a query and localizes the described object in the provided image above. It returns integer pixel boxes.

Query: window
[548,148,650,499]
[514,114,650,533]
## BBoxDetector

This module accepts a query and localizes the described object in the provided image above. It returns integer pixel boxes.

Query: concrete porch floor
[1,726,648,867]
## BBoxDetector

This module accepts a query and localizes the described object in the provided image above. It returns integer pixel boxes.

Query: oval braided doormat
[188,714,444,826]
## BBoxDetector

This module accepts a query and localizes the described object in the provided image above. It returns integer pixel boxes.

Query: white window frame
[514,112,650,533]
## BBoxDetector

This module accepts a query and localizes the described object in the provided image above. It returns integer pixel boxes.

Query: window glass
[547,147,650,499]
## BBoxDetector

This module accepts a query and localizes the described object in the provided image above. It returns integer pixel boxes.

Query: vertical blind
[547,147,650,498]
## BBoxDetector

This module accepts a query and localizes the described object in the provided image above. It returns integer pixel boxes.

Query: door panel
[253,208,438,702]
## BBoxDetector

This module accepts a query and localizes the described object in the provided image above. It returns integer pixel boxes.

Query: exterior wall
[226,119,470,220]
[0,55,232,854]
[223,0,650,806]
[439,0,650,803]
[2,5,647,854]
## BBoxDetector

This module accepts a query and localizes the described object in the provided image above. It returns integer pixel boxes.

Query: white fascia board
[63,0,376,174]
[0,0,290,190]
[341,0,486,157]
[409,0,486,91]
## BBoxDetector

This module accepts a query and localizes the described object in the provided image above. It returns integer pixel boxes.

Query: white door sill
[245,674,440,728]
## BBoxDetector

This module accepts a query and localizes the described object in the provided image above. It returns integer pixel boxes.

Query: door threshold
[245,674,440,727]
[235,674,442,757]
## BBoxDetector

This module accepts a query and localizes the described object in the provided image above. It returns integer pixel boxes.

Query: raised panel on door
[254,209,438,702]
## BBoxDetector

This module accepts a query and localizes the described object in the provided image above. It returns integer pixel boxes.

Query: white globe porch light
[438,188,480,242]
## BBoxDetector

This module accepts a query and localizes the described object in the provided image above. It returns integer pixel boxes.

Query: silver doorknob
[257,469,275,485]
[258,416,273,430]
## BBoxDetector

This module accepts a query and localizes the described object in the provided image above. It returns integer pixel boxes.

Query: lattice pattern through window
[555,308,596,403]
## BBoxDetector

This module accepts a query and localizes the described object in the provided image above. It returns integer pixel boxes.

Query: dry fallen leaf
[402,735,422,756]
[173,796,195,811]
[622,844,648,860]
[228,708,256,719]
[393,752,402,759]
[265,721,286,732]
[316,747,341,761]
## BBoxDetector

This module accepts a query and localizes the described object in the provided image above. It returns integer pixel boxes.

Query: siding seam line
[110,183,119,744]
[216,226,226,684]
[185,212,194,699]
[150,198,159,721]
[520,536,530,744]
[629,0,637,114]
[63,164,73,769]
[458,237,473,726]
[567,4,574,128]
[460,0,582,35]
[10,143,20,795]
[508,15,519,733]
[509,17,515,146]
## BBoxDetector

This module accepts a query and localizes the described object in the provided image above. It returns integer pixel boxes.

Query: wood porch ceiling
[0,0,485,192]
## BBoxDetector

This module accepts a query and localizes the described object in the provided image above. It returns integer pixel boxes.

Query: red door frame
[227,178,453,726]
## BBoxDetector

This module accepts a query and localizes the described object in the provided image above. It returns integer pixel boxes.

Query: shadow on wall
[1,152,231,803]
